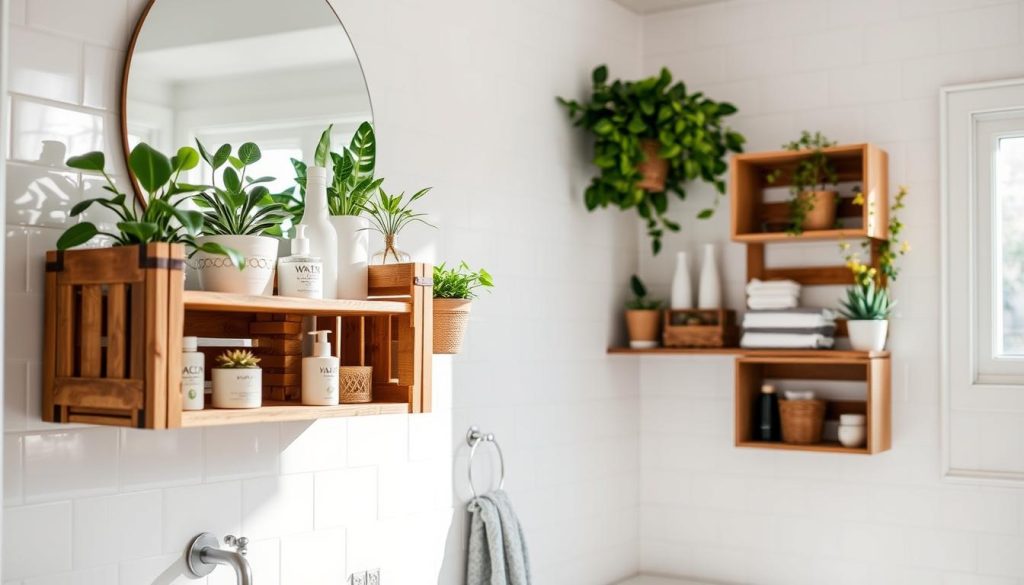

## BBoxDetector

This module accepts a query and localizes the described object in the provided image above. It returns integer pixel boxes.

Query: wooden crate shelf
[42,244,432,429]
[607,347,888,359]
[734,355,891,455]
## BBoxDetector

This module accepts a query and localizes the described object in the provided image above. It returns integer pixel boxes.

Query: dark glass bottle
[756,383,781,441]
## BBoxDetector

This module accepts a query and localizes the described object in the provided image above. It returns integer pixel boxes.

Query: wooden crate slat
[418,263,433,413]
[42,253,59,422]
[54,378,144,409]
[106,284,127,379]
[165,244,185,429]
[79,284,103,377]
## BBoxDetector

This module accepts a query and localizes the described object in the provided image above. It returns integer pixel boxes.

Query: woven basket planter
[433,298,472,354]
[779,399,825,445]
[339,366,372,404]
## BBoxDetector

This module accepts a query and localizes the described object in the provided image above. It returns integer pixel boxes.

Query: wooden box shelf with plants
[734,354,891,454]
[42,244,432,429]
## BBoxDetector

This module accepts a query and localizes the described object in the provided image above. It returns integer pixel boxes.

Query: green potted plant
[432,261,494,354]
[838,186,909,351]
[558,65,745,254]
[211,349,262,409]
[771,131,839,234]
[56,143,241,264]
[363,186,435,264]
[192,141,291,295]
[625,275,663,349]
[290,122,382,298]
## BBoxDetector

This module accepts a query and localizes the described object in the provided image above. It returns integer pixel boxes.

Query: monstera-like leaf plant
[558,65,746,254]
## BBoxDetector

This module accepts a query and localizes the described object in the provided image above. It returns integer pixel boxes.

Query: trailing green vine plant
[766,131,839,235]
[558,65,745,254]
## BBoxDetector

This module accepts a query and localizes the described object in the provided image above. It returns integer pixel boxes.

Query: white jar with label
[181,336,205,410]
[837,413,867,448]
[212,365,262,409]
[277,225,323,298]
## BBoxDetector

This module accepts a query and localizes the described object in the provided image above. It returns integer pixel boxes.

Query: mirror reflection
[123,0,372,198]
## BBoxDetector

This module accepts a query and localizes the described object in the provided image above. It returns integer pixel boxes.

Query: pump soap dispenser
[278,224,323,299]
[302,330,340,406]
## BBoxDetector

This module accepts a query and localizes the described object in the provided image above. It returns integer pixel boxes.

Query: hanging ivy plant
[557,65,745,254]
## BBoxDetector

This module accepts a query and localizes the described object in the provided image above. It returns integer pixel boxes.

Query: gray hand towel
[466,490,532,585]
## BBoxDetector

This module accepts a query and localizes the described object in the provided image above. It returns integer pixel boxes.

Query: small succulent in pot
[625,275,663,349]
[211,349,262,409]
[191,141,292,295]
[432,262,495,355]
[363,186,435,264]
[55,143,242,266]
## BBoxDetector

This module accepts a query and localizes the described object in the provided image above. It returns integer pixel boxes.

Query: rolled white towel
[740,332,835,349]
[747,294,800,310]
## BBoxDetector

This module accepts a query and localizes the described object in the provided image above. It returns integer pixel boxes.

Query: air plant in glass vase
[362,186,435,264]
[837,186,910,352]
[191,141,291,295]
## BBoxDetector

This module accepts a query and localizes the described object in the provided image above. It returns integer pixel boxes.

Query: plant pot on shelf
[636,139,668,192]
[798,190,838,231]
[211,368,262,409]
[192,235,279,295]
[329,215,369,299]
[847,319,888,352]
[434,298,471,354]
[626,309,661,349]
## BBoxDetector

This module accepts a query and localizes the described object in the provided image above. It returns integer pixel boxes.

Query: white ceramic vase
[847,319,888,352]
[211,368,262,409]
[698,243,721,309]
[670,251,693,309]
[193,235,278,295]
[329,215,369,300]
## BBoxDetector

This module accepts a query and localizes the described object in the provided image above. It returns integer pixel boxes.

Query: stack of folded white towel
[741,306,837,350]
[746,279,801,310]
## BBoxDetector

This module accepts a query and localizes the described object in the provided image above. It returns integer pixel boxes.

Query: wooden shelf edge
[732,229,884,244]
[183,291,411,316]
[179,401,410,427]
[608,347,889,359]
[736,440,872,455]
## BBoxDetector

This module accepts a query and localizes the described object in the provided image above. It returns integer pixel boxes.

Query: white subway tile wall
[3,1,641,584]
[639,0,1024,584]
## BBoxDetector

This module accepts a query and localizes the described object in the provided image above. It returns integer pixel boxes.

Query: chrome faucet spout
[185,532,254,585]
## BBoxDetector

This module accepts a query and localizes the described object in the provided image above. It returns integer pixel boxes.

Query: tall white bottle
[329,215,369,299]
[670,251,693,309]
[698,243,722,309]
[300,166,338,298]
[302,330,339,406]
[181,336,205,411]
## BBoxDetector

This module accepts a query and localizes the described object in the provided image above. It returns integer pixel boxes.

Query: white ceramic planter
[847,319,888,352]
[328,215,369,300]
[211,368,262,409]
[193,235,279,295]
[837,413,867,448]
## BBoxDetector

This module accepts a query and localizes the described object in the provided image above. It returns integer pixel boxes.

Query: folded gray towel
[467,490,532,585]
[741,326,836,336]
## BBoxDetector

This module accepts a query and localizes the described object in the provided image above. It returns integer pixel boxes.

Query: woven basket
[433,298,472,354]
[339,366,372,404]
[779,399,825,445]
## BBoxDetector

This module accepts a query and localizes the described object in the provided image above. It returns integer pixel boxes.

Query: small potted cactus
[211,349,262,409]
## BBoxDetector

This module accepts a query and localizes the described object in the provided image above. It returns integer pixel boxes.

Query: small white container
[847,319,888,352]
[277,225,323,299]
[302,330,339,406]
[838,413,867,448]
[181,336,205,411]
[211,367,262,409]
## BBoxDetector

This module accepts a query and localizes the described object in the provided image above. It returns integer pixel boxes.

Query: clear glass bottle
[371,235,411,265]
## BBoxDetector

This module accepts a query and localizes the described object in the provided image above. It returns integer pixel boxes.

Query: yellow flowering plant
[838,186,910,320]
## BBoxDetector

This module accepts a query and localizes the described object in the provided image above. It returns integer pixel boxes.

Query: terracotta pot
[636,139,668,192]
[433,298,472,354]
[798,190,838,231]
[625,309,661,349]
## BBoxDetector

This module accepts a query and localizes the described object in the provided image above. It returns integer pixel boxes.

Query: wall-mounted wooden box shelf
[730,143,889,243]
[734,355,891,455]
[42,243,432,429]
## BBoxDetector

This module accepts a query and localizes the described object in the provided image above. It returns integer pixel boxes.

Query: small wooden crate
[662,309,738,348]
[43,243,185,428]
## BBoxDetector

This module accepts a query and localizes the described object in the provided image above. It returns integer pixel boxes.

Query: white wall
[2,1,642,584]
[638,1,1024,584]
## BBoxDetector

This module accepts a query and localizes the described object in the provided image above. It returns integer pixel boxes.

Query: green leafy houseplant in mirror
[192,141,291,295]
[56,143,242,265]
[432,262,494,354]
[285,122,382,298]
[363,186,435,264]
[624,275,663,349]
[558,65,746,254]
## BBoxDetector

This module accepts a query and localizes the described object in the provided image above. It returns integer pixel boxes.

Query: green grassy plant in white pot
[192,141,290,295]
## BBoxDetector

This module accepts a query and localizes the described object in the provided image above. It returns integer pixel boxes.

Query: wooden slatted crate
[43,247,432,429]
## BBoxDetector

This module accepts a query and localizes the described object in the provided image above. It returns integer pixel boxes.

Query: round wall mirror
[121,0,373,206]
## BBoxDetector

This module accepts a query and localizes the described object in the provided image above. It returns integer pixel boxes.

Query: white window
[942,78,1024,482]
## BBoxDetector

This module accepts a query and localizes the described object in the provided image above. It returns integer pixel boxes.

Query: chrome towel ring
[466,426,506,499]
